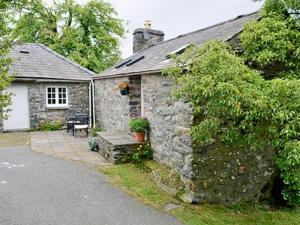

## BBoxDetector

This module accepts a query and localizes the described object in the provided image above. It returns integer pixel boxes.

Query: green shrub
[129,118,150,133]
[39,121,63,131]
[164,41,300,207]
[91,127,102,137]
[132,143,153,164]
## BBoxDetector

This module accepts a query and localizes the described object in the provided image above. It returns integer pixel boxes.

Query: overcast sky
[44,0,264,58]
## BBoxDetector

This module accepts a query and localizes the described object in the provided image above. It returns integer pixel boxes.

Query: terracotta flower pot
[134,132,145,142]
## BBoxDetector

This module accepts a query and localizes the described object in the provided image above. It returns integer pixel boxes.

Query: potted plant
[115,81,129,95]
[88,127,102,151]
[129,118,150,142]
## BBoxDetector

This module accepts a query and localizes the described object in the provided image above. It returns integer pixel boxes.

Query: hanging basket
[120,87,129,95]
[115,81,129,96]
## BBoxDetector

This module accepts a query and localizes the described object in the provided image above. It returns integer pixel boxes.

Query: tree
[0,1,17,121]
[241,0,300,79]
[165,41,300,207]
[12,0,125,73]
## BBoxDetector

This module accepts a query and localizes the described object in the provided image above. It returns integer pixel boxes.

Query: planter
[120,87,129,95]
[88,137,99,151]
[134,132,145,142]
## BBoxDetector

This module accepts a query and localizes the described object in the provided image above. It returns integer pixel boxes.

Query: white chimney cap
[144,20,152,29]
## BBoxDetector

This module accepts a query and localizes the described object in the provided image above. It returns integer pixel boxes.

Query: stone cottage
[0,43,93,132]
[93,12,276,204]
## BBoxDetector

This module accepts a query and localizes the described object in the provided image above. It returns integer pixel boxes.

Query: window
[46,86,68,107]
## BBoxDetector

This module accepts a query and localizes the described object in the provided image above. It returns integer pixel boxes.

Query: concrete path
[31,131,111,166]
[0,147,182,225]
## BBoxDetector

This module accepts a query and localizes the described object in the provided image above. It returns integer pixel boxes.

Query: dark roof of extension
[10,43,94,81]
[95,11,260,79]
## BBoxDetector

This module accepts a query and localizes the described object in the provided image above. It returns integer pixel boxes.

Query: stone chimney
[133,20,165,53]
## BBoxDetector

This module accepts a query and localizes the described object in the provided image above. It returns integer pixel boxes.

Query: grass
[99,161,300,225]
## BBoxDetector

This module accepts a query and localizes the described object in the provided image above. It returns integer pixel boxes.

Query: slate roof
[10,43,94,81]
[95,11,259,79]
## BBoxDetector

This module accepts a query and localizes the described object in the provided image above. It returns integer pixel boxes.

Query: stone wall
[191,143,276,205]
[94,76,141,131]
[141,74,194,181]
[28,82,89,129]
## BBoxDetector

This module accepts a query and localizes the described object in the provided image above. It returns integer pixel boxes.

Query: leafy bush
[241,1,300,79]
[129,118,150,133]
[88,137,98,151]
[164,41,300,207]
[39,121,63,131]
[91,127,102,137]
[132,143,153,164]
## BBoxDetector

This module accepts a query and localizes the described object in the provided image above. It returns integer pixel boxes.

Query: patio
[31,131,111,166]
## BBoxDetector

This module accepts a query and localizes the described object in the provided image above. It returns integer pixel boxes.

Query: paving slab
[31,131,111,167]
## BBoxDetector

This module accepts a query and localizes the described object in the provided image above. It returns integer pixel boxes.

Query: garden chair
[73,114,89,137]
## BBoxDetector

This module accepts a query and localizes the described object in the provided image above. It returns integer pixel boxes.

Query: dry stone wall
[192,143,277,205]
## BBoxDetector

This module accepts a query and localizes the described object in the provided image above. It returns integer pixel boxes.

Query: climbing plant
[164,41,300,207]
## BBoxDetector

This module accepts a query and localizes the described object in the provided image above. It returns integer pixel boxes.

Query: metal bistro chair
[66,114,76,133]
[73,114,90,137]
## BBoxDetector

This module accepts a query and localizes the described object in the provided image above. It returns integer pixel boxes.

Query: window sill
[46,106,69,110]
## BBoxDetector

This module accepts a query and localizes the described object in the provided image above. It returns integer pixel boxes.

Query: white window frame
[46,86,68,108]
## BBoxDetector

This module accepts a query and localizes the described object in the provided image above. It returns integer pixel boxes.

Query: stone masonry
[192,143,276,205]
[97,131,141,164]
[94,76,141,131]
[141,74,194,181]
[133,28,165,53]
[28,82,89,129]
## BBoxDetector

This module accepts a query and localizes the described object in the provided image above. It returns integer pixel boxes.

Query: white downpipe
[89,81,92,128]
[91,79,96,128]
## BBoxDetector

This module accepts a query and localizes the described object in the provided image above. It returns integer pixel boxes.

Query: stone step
[97,131,144,164]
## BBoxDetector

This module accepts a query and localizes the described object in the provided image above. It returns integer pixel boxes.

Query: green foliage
[276,141,300,206]
[91,127,102,137]
[88,137,98,151]
[242,0,300,79]
[132,143,153,164]
[164,41,300,207]
[39,121,63,131]
[11,0,125,73]
[0,1,16,120]
[129,118,150,133]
